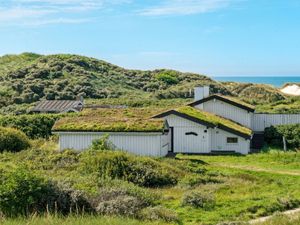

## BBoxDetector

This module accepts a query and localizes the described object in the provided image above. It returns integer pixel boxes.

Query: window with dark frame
[227,137,238,144]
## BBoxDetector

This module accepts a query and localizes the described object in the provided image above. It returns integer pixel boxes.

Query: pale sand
[281,84,300,96]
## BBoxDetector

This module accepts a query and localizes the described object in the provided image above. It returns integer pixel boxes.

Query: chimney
[194,86,210,101]
[76,95,84,103]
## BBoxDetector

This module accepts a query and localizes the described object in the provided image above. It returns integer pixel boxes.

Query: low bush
[140,206,179,222]
[155,71,179,85]
[0,167,92,217]
[265,124,300,149]
[0,127,30,153]
[91,182,157,217]
[80,150,178,187]
[0,114,61,139]
[181,191,216,209]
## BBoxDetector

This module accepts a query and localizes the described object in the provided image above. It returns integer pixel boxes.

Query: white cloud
[0,0,130,25]
[139,0,235,16]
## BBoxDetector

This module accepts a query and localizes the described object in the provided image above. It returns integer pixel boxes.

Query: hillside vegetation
[1,140,300,225]
[0,53,298,114]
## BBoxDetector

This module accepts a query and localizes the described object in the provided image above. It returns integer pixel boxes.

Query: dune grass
[1,141,300,225]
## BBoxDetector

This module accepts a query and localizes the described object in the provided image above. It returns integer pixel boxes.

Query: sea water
[213,76,300,87]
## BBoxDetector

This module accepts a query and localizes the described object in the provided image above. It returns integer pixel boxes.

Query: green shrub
[91,182,157,217]
[182,191,216,209]
[80,150,178,187]
[140,206,179,222]
[0,114,61,139]
[0,167,92,217]
[90,135,114,151]
[155,71,179,85]
[0,127,30,153]
[265,124,300,149]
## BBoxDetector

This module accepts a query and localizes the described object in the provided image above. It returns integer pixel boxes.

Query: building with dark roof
[31,97,84,113]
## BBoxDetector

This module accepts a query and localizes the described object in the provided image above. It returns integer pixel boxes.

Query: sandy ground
[281,84,300,96]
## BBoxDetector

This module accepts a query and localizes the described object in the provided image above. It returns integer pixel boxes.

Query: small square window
[227,137,238,144]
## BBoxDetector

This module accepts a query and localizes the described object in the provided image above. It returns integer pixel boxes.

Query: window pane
[227,137,238,143]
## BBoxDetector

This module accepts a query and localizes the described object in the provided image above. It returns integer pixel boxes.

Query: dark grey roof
[31,100,83,113]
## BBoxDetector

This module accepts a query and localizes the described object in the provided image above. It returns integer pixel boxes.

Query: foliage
[255,96,300,113]
[1,142,300,224]
[0,167,92,217]
[181,191,216,209]
[222,82,287,105]
[0,215,172,225]
[0,114,60,139]
[140,206,179,222]
[155,71,179,85]
[90,135,114,151]
[265,124,300,149]
[0,127,30,153]
[176,106,252,136]
[80,150,178,187]
[0,53,222,109]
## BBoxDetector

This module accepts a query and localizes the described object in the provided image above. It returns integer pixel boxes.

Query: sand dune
[281,84,300,96]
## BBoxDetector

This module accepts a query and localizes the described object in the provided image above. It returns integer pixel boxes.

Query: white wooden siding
[211,128,250,154]
[57,132,169,157]
[195,99,253,128]
[165,115,210,153]
[252,114,300,132]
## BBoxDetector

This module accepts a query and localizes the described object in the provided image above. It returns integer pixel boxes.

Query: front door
[174,127,208,153]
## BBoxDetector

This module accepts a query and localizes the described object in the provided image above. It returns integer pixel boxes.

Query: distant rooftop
[31,99,83,113]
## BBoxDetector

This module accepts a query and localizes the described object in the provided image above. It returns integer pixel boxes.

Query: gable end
[188,95,255,113]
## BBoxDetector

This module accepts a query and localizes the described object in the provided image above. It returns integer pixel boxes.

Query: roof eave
[188,95,255,113]
[153,110,252,139]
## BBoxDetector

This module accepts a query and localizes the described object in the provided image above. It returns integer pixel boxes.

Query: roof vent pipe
[194,86,210,101]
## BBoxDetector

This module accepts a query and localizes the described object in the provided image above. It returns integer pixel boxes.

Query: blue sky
[0,0,300,76]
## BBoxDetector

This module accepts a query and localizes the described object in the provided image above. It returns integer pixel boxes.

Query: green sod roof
[52,108,166,133]
[216,95,255,110]
[176,106,252,137]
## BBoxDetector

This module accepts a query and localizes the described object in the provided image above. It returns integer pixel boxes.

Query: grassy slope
[1,141,300,225]
[1,53,298,114]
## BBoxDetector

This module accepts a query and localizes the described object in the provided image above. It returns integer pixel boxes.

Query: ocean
[213,76,300,87]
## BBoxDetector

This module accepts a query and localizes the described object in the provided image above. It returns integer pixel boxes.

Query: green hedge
[0,167,91,217]
[0,114,61,139]
[265,124,300,149]
[0,127,30,153]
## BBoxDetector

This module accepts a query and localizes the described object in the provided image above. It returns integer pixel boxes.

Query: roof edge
[153,110,252,139]
[188,95,255,112]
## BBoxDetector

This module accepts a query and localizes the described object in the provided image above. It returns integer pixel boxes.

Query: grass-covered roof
[176,106,252,137]
[215,95,255,110]
[52,108,167,133]
[153,106,252,137]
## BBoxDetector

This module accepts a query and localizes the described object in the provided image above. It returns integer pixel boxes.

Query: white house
[52,108,171,157]
[53,86,300,156]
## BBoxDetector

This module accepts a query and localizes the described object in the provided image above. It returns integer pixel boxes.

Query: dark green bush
[0,167,92,217]
[0,114,61,139]
[182,191,216,209]
[0,127,30,153]
[265,124,300,149]
[80,150,178,187]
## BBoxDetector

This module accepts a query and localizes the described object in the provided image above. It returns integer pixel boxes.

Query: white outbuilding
[52,108,171,157]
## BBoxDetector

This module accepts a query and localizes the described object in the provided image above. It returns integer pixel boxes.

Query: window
[227,137,238,144]
[185,132,198,136]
